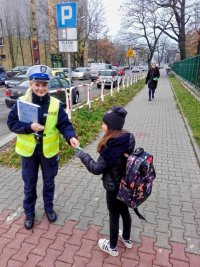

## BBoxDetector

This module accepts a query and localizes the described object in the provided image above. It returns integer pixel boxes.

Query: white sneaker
[98,239,119,256]
[118,229,133,248]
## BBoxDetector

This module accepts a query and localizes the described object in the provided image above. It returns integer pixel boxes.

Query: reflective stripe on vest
[15,96,60,158]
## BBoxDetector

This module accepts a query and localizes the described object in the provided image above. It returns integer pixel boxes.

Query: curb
[169,79,200,168]
[0,133,16,148]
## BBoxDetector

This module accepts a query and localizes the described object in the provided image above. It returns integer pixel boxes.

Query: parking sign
[56,3,77,28]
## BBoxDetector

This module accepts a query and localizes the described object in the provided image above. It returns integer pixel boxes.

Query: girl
[76,106,135,256]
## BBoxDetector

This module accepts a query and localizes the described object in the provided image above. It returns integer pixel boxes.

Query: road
[0,79,102,141]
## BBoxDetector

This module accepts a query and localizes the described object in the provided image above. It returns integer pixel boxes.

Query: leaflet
[17,100,40,123]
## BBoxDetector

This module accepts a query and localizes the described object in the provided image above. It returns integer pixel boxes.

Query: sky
[101,0,123,38]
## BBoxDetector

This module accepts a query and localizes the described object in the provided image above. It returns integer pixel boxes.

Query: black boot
[24,215,34,230]
[46,210,57,223]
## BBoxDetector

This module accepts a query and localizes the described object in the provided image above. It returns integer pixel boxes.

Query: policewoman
[7,65,79,230]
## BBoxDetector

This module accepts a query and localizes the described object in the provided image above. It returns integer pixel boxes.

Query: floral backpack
[117,147,156,221]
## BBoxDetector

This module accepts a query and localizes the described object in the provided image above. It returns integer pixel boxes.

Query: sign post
[56,2,77,89]
[126,48,135,70]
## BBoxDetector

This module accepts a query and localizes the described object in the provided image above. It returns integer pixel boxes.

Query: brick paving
[0,72,200,266]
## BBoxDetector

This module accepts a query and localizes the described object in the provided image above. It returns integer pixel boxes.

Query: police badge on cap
[26,65,52,82]
[40,65,47,74]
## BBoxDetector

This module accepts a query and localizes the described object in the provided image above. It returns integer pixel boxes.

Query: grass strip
[0,80,145,168]
[169,75,200,148]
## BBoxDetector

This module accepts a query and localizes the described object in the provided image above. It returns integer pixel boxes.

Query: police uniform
[7,65,77,229]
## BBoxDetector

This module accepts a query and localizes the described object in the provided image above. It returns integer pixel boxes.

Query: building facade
[0,0,88,69]
[0,0,50,69]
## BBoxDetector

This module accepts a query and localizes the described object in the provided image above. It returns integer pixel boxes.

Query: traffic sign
[126,48,134,58]
[56,3,77,29]
[58,40,78,52]
[58,28,77,40]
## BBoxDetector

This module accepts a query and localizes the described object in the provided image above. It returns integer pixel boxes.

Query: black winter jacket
[145,67,160,89]
[77,132,135,191]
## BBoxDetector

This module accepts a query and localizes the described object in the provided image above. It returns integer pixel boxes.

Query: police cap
[26,65,52,82]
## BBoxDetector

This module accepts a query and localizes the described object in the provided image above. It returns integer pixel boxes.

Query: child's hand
[75,147,84,158]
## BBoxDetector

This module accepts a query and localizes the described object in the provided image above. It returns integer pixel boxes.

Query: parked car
[51,69,67,78]
[131,66,140,72]
[5,77,79,109]
[71,67,91,80]
[139,65,149,71]
[5,71,27,88]
[51,69,73,83]
[96,70,121,89]
[52,67,73,77]
[117,68,125,76]
[90,63,112,81]
[6,66,30,78]
[0,66,7,85]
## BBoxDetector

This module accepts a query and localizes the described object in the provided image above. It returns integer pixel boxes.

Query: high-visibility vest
[15,96,60,158]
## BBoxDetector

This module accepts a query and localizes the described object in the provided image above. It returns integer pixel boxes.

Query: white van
[90,63,112,81]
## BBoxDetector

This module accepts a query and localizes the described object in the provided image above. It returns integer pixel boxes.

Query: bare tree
[153,0,194,60]
[15,12,26,66]
[1,2,19,67]
[36,0,50,65]
[193,0,200,54]
[87,0,108,62]
[120,0,172,64]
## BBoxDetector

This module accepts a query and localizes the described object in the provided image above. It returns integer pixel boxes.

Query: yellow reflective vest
[15,96,60,158]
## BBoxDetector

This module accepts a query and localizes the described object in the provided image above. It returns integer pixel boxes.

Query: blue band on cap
[29,73,49,81]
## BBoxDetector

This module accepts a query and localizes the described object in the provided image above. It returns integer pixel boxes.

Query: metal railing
[171,55,200,90]
[49,72,146,119]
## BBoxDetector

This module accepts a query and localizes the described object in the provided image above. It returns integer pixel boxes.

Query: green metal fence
[171,55,200,90]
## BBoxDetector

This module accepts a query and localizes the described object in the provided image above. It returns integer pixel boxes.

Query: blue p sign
[56,3,77,29]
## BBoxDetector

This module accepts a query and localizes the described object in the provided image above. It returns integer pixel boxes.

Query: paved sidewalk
[0,74,200,266]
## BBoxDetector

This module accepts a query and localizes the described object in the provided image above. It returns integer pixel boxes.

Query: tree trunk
[197,36,200,55]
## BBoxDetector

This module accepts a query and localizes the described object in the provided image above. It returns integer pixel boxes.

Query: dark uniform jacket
[7,92,77,146]
[77,132,135,191]
[145,67,160,89]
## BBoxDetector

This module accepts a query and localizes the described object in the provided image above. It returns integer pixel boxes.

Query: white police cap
[26,65,52,82]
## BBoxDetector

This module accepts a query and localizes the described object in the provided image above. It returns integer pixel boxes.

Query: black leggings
[106,191,132,248]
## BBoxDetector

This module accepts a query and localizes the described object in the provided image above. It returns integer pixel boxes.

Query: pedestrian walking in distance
[145,63,160,101]
[7,65,79,230]
[75,106,135,256]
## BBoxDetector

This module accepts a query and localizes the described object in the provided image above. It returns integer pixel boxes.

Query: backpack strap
[134,208,147,221]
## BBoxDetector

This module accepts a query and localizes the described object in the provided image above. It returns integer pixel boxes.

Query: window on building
[34,58,39,64]
[33,42,38,50]
[0,37,4,46]
[0,19,2,29]
[0,55,6,60]
[33,28,37,35]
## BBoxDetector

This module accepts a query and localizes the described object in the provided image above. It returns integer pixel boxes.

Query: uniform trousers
[21,148,58,216]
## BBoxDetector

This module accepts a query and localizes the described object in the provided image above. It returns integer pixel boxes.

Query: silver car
[71,67,91,80]
[97,70,122,88]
